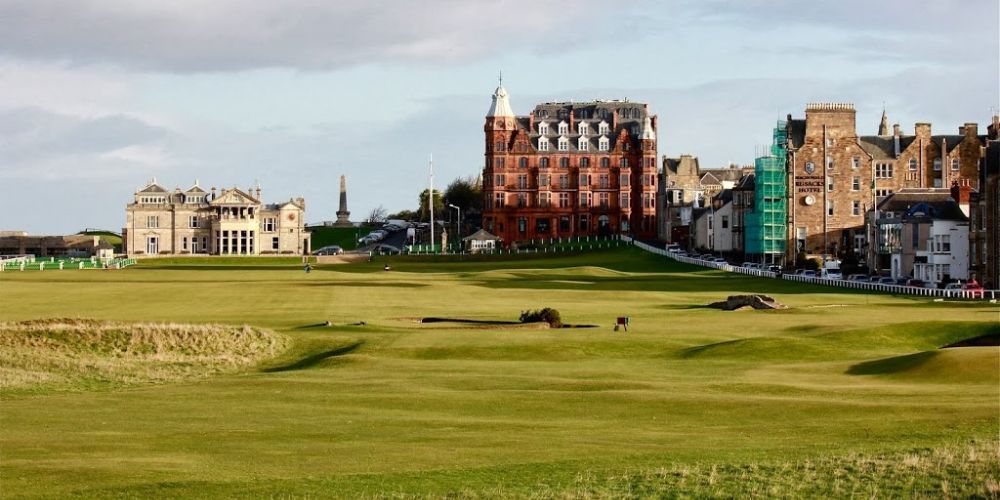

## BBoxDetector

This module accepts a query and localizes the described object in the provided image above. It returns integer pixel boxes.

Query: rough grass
[506,440,1000,499]
[0,318,288,394]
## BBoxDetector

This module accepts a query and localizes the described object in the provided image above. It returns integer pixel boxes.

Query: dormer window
[598,136,610,151]
[578,137,589,151]
[579,122,589,135]
[558,121,568,135]
[598,121,609,135]
[538,121,549,135]
[557,136,569,151]
[538,137,550,151]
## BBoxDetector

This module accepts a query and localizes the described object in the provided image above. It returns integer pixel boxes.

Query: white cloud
[0,0,612,72]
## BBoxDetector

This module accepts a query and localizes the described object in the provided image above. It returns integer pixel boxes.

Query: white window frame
[578,137,588,151]
[538,122,549,135]
[147,215,159,228]
[538,138,549,151]
[557,136,569,151]
[558,121,568,135]
[578,122,589,135]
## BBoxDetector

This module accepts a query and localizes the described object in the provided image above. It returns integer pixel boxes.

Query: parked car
[711,257,727,263]
[868,275,883,282]
[847,273,867,282]
[877,277,896,285]
[819,268,843,280]
[768,265,782,274]
[962,281,985,298]
[905,279,925,288]
[665,244,681,253]
[313,245,343,256]
[372,243,401,254]
[802,270,817,278]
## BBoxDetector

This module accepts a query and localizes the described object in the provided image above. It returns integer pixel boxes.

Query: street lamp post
[448,204,461,253]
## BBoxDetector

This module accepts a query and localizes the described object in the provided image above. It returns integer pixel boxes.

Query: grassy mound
[847,347,1000,383]
[0,318,288,394]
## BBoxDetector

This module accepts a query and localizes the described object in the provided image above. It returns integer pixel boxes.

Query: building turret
[878,108,890,136]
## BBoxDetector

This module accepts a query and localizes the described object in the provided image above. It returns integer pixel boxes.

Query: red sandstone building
[481,84,658,243]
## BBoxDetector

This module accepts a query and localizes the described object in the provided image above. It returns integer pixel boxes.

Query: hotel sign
[795,175,824,193]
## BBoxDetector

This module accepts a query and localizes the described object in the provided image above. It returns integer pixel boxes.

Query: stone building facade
[859,114,987,200]
[123,180,309,257]
[481,84,658,243]
[970,131,999,288]
[786,103,874,260]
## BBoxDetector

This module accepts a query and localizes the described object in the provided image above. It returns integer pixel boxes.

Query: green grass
[0,247,997,498]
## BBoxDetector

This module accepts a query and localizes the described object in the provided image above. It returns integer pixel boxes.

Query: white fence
[622,236,998,301]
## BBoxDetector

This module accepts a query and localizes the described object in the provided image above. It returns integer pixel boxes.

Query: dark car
[314,245,343,256]
[905,278,925,288]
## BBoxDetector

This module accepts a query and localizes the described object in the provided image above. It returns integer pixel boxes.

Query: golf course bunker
[0,318,289,393]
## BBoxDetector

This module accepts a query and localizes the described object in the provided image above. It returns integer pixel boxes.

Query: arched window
[540,157,549,169]
[580,158,590,168]
[519,157,528,168]
[600,157,610,168]
[560,157,570,168]
[495,141,505,152]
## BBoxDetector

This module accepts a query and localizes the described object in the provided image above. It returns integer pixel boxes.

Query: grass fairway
[1,248,998,498]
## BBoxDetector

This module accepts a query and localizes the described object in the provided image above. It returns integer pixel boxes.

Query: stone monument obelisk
[334,175,352,227]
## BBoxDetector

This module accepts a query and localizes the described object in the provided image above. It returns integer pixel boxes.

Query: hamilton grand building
[480,84,658,243]
[123,180,309,257]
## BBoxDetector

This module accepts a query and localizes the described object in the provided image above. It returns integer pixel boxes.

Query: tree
[365,205,388,225]
[387,209,418,221]
[443,176,482,216]
[418,189,445,222]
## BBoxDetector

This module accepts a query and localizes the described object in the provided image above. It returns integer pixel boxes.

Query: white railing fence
[622,236,998,301]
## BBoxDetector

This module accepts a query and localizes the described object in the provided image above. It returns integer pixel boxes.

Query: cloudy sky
[1,0,997,233]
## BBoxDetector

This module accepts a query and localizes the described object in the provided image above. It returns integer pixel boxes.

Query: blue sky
[1,0,997,233]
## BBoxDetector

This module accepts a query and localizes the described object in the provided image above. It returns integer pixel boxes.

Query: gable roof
[209,187,260,206]
[138,182,167,193]
[877,189,967,221]
[462,229,499,241]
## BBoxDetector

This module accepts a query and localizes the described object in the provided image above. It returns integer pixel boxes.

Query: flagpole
[429,154,435,251]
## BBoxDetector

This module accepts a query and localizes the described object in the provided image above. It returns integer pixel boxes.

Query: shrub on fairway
[519,308,563,328]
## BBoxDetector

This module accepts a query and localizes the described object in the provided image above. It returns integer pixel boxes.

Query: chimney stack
[950,180,972,217]
[963,122,978,138]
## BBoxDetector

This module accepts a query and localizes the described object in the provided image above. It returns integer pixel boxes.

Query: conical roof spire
[486,73,514,117]
[878,107,890,136]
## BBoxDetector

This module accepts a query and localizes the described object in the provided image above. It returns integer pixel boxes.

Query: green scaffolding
[745,122,787,256]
